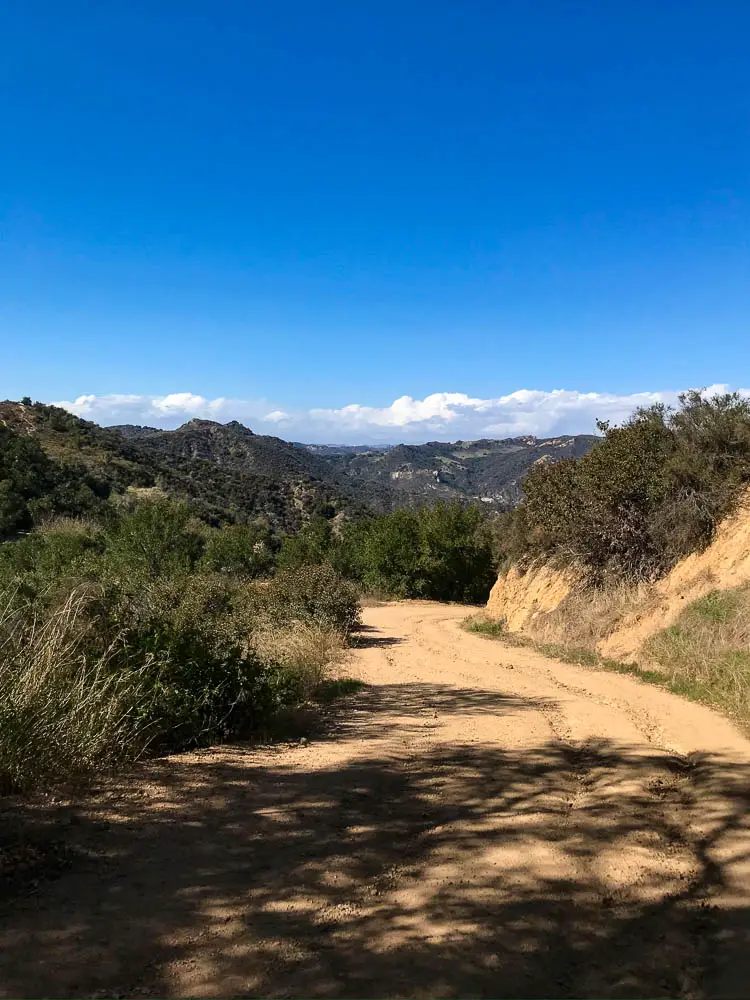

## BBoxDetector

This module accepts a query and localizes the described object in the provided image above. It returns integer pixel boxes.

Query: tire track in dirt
[353,603,750,999]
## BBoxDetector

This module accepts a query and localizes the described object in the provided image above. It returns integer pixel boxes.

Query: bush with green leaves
[106,573,294,750]
[100,496,205,583]
[200,521,274,578]
[0,517,104,601]
[338,503,496,603]
[250,563,361,633]
[510,390,750,582]
[277,515,336,570]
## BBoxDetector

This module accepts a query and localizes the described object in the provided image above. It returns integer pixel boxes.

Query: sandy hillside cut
[485,561,577,631]
[486,494,750,662]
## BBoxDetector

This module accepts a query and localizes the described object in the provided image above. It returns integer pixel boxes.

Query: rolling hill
[1,400,597,535]
[0,402,359,533]
[302,435,598,508]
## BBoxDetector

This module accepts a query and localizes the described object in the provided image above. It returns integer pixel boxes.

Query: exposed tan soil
[486,562,577,631]
[486,493,750,663]
[2,601,750,999]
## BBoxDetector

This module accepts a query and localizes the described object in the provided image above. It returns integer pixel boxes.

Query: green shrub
[510,390,750,582]
[339,503,496,603]
[100,497,204,584]
[103,572,309,749]
[277,515,336,570]
[200,522,274,578]
[0,517,104,601]
[345,509,425,597]
[252,563,361,633]
[463,613,507,637]
[418,503,497,602]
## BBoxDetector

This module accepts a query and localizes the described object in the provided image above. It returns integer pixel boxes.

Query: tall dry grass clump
[527,582,658,651]
[251,623,347,700]
[0,589,149,792]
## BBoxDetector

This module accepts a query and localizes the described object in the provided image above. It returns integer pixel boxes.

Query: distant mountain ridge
[114,421,598,509]
[1,400,598,530]
[300,434,598,508]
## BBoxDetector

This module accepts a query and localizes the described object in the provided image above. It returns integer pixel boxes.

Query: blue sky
[1,1,748,441]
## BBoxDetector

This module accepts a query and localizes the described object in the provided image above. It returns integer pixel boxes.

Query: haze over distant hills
[2,400,597,531]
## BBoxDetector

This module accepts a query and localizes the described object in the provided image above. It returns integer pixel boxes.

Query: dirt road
[2,601,750,999]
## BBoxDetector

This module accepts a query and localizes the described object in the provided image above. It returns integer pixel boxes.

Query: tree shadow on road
[1,682,749,999]
[265,681,557,745]
[350,624,404,649]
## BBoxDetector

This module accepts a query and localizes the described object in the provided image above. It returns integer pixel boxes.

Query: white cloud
[52,385,740,444]
[56,392,271,427]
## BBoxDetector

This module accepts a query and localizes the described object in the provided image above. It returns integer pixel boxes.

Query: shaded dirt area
[2,602,750,999]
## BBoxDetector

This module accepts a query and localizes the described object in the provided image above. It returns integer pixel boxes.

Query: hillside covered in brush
[308,435,597,509]
[1,399,597,537]
[0,401,360,536]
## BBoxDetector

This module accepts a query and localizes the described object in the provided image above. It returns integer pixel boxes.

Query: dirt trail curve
[2,601,750,999]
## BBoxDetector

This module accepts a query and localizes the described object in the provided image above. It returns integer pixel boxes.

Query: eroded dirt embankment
[1,602,750,999]
[486,560,577,630]
[486,496,750,661]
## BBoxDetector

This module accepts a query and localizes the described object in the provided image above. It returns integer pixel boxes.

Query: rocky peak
[181,418,222,431]
[178,418,253,435]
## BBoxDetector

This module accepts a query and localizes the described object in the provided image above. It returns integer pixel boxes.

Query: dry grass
[466,583,750,728]
[359,593,389,608]
[525,581,659,651]
[643,587,750,720]
[250,623,348,699]
[0,590,149,792]
[35,515,102,537]
[468,582,657,656]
